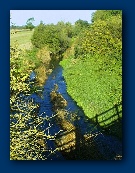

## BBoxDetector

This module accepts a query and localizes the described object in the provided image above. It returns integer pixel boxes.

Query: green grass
[10,30,34,49]
[60,55,122,127]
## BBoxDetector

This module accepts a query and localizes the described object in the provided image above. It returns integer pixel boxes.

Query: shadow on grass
[92,102,122,141]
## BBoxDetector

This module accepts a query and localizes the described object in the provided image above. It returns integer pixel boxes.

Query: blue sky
[10,10,96,26]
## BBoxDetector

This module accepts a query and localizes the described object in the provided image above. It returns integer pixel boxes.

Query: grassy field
[10,30,34,49]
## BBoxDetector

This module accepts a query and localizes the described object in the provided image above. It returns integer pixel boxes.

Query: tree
[75,19,89,28]
[26,17,35,30]
[31,23,70,56]
[75,10,122,59]
[73,19,89,36]
[91,10,122,23]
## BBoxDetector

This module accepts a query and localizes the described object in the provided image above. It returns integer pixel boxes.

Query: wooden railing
[93,102,122,129]
[48,102,122,159]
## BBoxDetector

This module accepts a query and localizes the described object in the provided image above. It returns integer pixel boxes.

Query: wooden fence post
[115,104,120,121]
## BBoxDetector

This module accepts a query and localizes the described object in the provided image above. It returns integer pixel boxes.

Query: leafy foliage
[75,11,122,59]
[10,43,33,106]
[25,46,52,86]
[60,10,122,126]
[10,96,60,160]
[60,54,122,125]
[31,22,71,56]
[91,10,122,23]
[10,10,122,158]
[10,43,58,160]
[73,19,90,36]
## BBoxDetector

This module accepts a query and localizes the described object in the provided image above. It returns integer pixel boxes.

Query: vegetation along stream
[10,10,122,160]
[28,64,122,160]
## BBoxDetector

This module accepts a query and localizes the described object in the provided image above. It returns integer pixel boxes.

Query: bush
[31,22,70,56]
[24,46,52,86]
[10,97,60,160]
[10,43,59,160]
[75,11,122,59]
[91,10,122,23]
[10,43,33,106]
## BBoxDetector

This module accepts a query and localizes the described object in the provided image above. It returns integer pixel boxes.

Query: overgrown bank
[10,21,74,160]
[10,10,122,160]
[60,55,122,127]
[60,10,122,128]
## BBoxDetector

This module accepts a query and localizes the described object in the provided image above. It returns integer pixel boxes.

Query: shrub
[75,13,122,59]
[31,22,70,56]
[10,97,60,160]
[10,43,33,106]
[10,43,59,160]
[91,10,122,23]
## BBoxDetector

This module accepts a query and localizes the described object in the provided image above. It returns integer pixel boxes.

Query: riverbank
[60,55,122,139]
[10,10,122,159]
[31,64,122,160]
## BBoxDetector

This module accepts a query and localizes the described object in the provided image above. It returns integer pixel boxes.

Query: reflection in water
[29,65,122,160]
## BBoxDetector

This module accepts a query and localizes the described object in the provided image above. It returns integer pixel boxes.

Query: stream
[29,65,122,160]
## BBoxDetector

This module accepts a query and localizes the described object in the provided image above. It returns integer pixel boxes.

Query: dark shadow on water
[55,122,122,160]
[29,65,122,160]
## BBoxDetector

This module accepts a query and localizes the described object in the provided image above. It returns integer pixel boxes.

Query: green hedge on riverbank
[60,10,122,127]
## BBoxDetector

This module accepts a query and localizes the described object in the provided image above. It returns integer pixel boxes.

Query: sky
[10,10,96,26]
